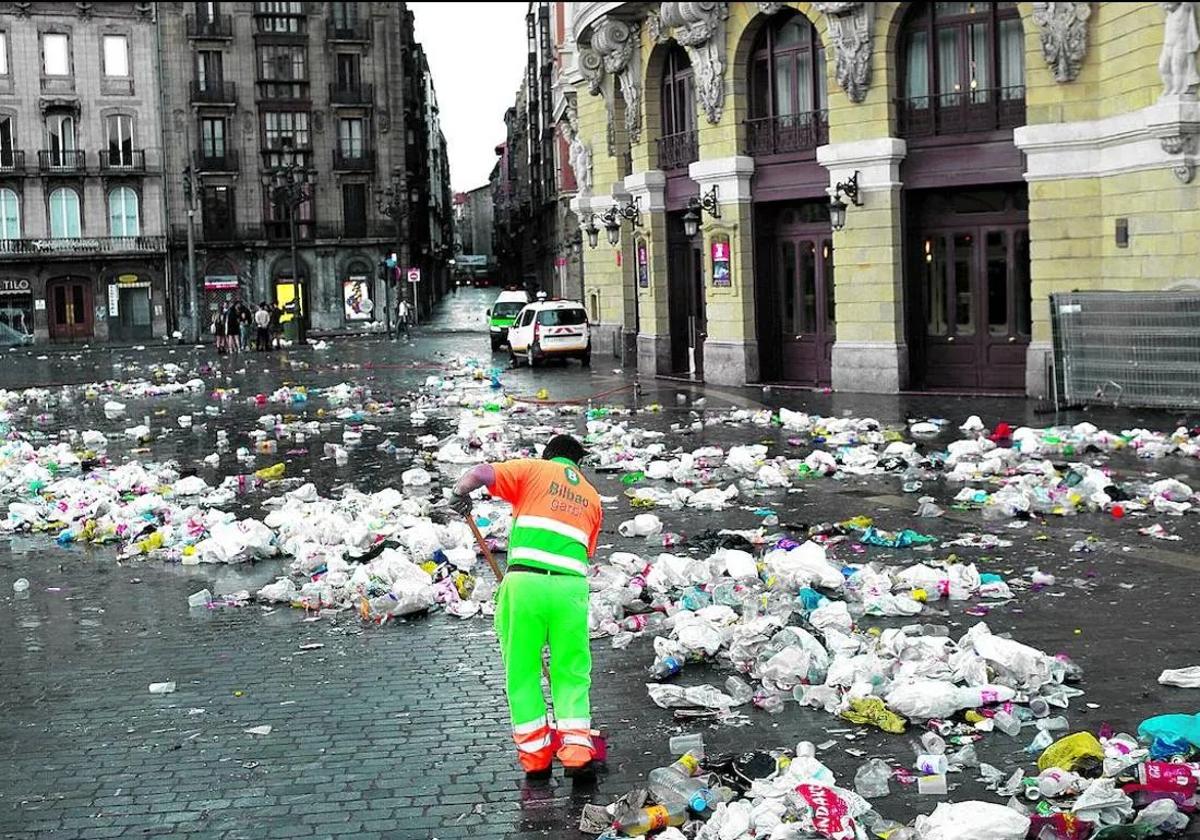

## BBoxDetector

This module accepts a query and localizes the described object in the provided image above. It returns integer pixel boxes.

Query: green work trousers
[493,570,592,731]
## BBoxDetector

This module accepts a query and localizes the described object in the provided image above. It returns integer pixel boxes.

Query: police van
[487,288,531,352]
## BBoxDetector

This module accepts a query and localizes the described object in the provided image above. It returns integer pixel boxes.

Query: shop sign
[204,275,240,291]
[108,284,120,317]
[711,236,731,288]
[34,299,46,311]
[118,274,139,285]
[636,238,649,289]
[342,276,374,321]
[0,278,31,296]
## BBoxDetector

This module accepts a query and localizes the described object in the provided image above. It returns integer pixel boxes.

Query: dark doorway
[907,186,1030,391]
[47,277,93,342]
[667,214,705,378]
[113,285,153,342]
[756,202,834,385]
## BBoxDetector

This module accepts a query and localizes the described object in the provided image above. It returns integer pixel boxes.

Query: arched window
[108,187,139,237]
[48,187,81,238]
[657,45,696,171]
[0,188,19,240]
[898,2,1025,137]
[747,12,827,155]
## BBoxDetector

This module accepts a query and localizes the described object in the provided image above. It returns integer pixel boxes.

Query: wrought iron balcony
[656,130,698,172]
[332,149,374,172]
[326,18,370,42]
[0,235,167,258]
[197,148,240,173]
[329,83,374,106]
[256,80,311,103]
[190,79,237,104]
[744,111,828,157]
[186,13,234,38]
[38,150,86,174]
[99,150,146,173]
[0,150,25,174]
[896,86,1026,139]
[264,220,316,241]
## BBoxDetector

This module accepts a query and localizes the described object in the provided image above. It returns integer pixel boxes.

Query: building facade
[0,1,168,346]
[157,1,448,337]
[565,1,1200,395]
[494,1,585,300]
[453,184,497,282]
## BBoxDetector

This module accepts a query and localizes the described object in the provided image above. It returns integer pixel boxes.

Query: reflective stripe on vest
[508,519,589,576]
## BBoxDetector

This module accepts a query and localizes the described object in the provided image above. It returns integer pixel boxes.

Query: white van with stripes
[507,299,591,368]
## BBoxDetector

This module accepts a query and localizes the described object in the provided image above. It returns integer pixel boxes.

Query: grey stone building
[0,0,169,346]
[158,1,439,336]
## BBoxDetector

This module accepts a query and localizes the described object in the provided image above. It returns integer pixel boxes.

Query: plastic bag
[840,698,907,734]
[915,802,1030,840]
[1158,666,1200,688]
[1037,731,1105,773]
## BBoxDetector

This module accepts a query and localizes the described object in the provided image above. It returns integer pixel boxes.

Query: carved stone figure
[757,3,785,14]
[591,17,642,142]
[559,97,593,192]
[1031,2,1092,83]
[579,47,605,97]
[814,1,873,104]
[1159,2,1200,96]
[660,2,730,124]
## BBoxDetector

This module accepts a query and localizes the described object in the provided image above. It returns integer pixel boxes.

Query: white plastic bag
[916,802,1029,840]
[1159,666,1200,688]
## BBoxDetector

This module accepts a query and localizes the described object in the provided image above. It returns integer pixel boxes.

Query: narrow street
[3,288,1200,839]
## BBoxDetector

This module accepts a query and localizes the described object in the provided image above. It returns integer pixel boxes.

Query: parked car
[487,288,532,352]
[507,299,591,368]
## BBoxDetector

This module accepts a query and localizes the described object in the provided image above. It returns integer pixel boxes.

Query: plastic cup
[917,774,948,795]
[669,733,705,758]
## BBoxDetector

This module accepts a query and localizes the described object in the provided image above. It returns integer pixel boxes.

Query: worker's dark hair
[542,434,587,465]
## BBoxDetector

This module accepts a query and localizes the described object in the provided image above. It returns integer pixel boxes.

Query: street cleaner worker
[450,434,602,781]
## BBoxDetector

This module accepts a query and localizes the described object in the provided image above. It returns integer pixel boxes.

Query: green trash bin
[283,320,299,343]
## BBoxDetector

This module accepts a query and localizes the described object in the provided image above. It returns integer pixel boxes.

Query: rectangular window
[342,183,366,237]
[331,2,358,28]
[0,116,14,169]
[195,1,219,24]
[335,53,360,90]
[0,188,19,239]
[201,184,235,240]
[196,50,223,89]
[0,32,8,76]
[337,117,364,157]
[103,35,129,77]
[256,1,304,34]
[106,114,134,163]
[258,44,306,81]
[263,111,310,148]
[43,33,70,76]
[200,117,226,158]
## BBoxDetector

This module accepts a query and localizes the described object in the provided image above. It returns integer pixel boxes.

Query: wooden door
[47,278,93,342]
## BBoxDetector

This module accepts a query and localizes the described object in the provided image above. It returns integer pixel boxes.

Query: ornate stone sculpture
[757,3,785,14]
[1159,2,1200,96]
[559,96,593,192]
[578,48,605,97]
[591,17,642,142]
[660,2,730,124]
[814,2,873,104]
[1031,2,1092,83]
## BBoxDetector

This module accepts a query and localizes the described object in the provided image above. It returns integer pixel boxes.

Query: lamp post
[376,176,419,328]
[182,161,200,343]
[262,162,310,345]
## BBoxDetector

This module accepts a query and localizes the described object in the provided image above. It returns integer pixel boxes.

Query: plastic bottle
[1037,768,1080,798]
[648,655,684,681]
[611,800,688,836]
[993,710,1022,737]
[621,613,665,633]
[647,753,714,812]
[724,675,754,706]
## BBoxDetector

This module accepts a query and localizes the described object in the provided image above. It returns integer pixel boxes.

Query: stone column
[816,137,908,393]
[688,154,758,386]
[624,169,670,376]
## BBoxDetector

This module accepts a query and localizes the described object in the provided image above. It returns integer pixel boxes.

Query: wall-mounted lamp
[682,185,720,239]
[829,170,862,231]
[583,214,600,249]
[599,196,642,246]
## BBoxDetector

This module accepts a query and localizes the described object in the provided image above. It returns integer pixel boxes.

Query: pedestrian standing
[225,301,242,353]
[269,302,283,349]
[238,300,253,350]
[396,298,410,340]
[450,434,602,781]
[213,305,227,354]
[254,302,271,351]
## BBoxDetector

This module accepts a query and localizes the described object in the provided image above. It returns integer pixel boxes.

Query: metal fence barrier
[1050,290,1200,409]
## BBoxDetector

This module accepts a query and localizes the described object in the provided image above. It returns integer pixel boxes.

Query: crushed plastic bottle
[854,758,893,798]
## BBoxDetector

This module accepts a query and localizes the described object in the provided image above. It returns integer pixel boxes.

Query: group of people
[212,299,282,353]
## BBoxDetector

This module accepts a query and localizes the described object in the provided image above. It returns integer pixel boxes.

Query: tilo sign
[0,278,32,295]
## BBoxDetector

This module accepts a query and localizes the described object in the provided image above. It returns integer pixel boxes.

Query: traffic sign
[407,267,421,283]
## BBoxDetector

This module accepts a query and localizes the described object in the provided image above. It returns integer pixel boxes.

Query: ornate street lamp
[583,214,600,249]
[829,170,862,232]
[262,162,310,345]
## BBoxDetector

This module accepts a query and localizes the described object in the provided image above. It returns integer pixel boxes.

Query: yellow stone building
[560,1,1200,395]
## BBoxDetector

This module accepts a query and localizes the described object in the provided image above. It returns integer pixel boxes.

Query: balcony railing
[329,83,374,106]
[38,150,86,173]
[0,150,25,174]
[190,79,237,104]
[744,111,828,157]
[656,130,698,172]
[186,13,234,38]
[197,149,240,172]
[180,222,392,243]
[256,80,311,102]
[264,220,316,241]
[327,18,370,42]
[0,235,167,258]
[99,150,146,173]
[896,86,1026,139]
[332,149,374,172]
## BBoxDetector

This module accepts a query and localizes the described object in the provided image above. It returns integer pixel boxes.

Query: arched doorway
[272,255,310,333]
[47,276,94,342]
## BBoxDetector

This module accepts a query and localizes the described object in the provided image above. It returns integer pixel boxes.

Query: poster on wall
[342,276,374,321]
[636,238,649,288]
[711,236,731,288]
